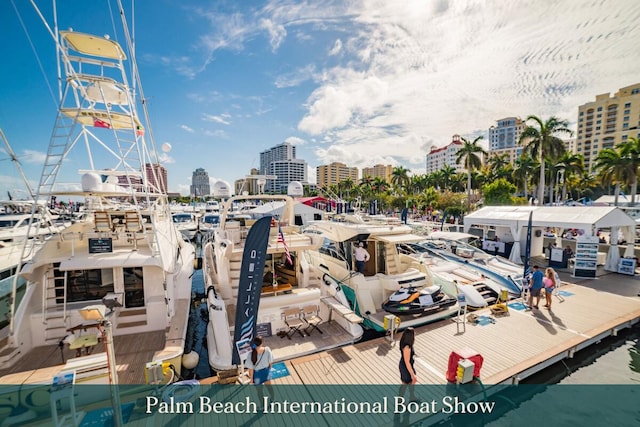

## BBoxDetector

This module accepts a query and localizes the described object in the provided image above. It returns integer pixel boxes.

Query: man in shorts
[527,265,544,310]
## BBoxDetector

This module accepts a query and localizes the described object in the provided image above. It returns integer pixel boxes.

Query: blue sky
[1,0,639,198]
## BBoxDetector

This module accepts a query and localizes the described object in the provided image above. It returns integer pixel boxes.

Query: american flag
[278,225,292,265]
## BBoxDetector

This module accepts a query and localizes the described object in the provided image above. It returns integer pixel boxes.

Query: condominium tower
[259,142,308,193]
[577,83,640,172]
[361,164,393,183]
[317,162,359,187]
[190,167,210,197]
[488,117,525,164]
[425,135,465,174]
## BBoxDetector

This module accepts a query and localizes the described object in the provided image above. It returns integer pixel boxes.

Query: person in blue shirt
[527,265,544,310]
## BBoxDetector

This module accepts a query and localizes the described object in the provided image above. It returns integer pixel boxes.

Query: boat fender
[162,379,200,403]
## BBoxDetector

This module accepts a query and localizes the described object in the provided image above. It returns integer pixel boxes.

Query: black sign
[256,322,273,338]
[88,238,113,254]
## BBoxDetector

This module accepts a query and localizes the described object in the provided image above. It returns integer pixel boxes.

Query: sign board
[256,322,273,338]
[88,238,113,254]
[573,235,598,278]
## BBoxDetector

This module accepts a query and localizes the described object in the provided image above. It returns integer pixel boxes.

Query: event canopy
[463,206,636,269]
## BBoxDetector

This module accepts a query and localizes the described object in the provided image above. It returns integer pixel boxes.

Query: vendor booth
[462,206,636,274]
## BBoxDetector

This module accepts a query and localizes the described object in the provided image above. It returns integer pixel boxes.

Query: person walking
[245,336,274,405]
[354,242,370,274]
[398,327,418,401]
[527,265,544,310]
[543,267,557,309]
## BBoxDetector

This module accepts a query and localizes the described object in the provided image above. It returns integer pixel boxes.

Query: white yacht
[204,195,363,371]
[0,26,195,386]
[172,212,199,241]
[303,218,459,332]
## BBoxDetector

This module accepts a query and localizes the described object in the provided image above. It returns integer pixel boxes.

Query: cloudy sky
[0,0,639,197]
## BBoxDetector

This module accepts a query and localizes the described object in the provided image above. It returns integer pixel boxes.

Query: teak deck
[271,279,640,386]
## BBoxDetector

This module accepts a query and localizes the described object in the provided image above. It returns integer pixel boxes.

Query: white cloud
[284,136,306,146]
[275,64,316,88]
[307,165,317,184]
[21,150,48,164]
[180,125,195,133]
[328,39,342,56]
[202,113,232,125]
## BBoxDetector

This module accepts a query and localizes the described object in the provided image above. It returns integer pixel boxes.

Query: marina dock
[268,270,640,386]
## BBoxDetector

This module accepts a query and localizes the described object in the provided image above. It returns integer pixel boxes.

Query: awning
[59,251,162,271]
[374,234,425,243]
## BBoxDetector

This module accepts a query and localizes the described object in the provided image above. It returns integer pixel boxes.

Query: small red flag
[93,117,111,129]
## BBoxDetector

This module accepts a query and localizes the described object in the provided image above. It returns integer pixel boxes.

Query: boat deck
[0,330,165,385]
[0,298,190,385]
[271,271,640,386]
[263,320,361,365]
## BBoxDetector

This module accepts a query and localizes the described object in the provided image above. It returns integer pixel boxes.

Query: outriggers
[0,25,195,385]
[204,195,363,371]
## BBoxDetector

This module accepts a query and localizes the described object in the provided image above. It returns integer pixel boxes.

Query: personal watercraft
[382,285,456,315]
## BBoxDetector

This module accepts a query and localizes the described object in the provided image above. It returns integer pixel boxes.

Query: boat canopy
[61,31,127,59]
[61,109,143,131]
[58,252,162,271]
[374,234,425,244]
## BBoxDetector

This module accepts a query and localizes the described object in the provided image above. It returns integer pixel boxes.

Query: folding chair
[302,304,323,335]
[282,307,305,339]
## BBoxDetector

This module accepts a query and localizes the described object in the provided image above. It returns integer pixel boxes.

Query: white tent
[463,206,636,269]
[247,201,325,226]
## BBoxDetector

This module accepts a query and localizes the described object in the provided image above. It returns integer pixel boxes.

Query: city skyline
[1,1,639,198]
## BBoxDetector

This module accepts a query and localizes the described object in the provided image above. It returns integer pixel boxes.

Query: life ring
[162,379,200,403]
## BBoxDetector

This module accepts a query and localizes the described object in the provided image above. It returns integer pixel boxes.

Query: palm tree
[513,153,536,201]
[439,165,457,191]
[455,136,486,210]
[618,136,640,206]
[391,166,411,195]
[556,152,584,203]
[594,148,626,205]
[519,115,572,205]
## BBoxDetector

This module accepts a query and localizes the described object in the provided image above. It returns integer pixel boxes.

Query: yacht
[172,212,199,241]
[421,231,524,296]
[303,218,459,332]
[0,26,196,386]
[204,195,363,371]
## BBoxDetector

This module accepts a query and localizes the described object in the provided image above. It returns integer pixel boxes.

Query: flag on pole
[278,225,292,265]
[93,117,111,129]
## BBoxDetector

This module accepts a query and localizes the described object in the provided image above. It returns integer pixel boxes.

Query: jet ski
[382,285,456,315]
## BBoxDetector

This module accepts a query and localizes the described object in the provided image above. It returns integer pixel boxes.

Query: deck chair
[302,304,323,335]
[282,307,305,339]
[124,211,144,250]
[94,211,113,233]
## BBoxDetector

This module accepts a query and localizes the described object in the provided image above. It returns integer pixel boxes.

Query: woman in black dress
[398,327,417,401]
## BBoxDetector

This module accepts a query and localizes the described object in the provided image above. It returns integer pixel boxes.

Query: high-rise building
[361,164,393,183]
[425,135,465,174]
[577,83,640,171]
[190,167,210,197]
[488,117,525,164]
[316,162,359,187]
[234,168,262,195]
[259,142,307,193]
[145,163,167,193]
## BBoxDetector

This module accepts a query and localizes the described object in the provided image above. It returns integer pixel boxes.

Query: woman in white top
[245,336,273,385]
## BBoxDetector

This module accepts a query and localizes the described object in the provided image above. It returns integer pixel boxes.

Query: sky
[0,0,639,198]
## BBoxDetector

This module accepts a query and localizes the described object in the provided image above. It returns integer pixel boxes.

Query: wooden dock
[271,276,640,386]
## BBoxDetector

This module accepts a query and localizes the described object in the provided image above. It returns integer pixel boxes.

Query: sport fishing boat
[303,217,459,332]
[203,195,363,371]
[0,14,195,387]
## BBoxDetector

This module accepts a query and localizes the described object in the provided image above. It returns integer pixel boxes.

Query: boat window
[66,268,115,302]
[0,220,20,228]
[376,241,386,274]
[294,215,303,226]
[123,267,144,308]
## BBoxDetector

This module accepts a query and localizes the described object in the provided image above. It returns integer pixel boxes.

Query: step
[117,320,147,329]
[118,308,146,318]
